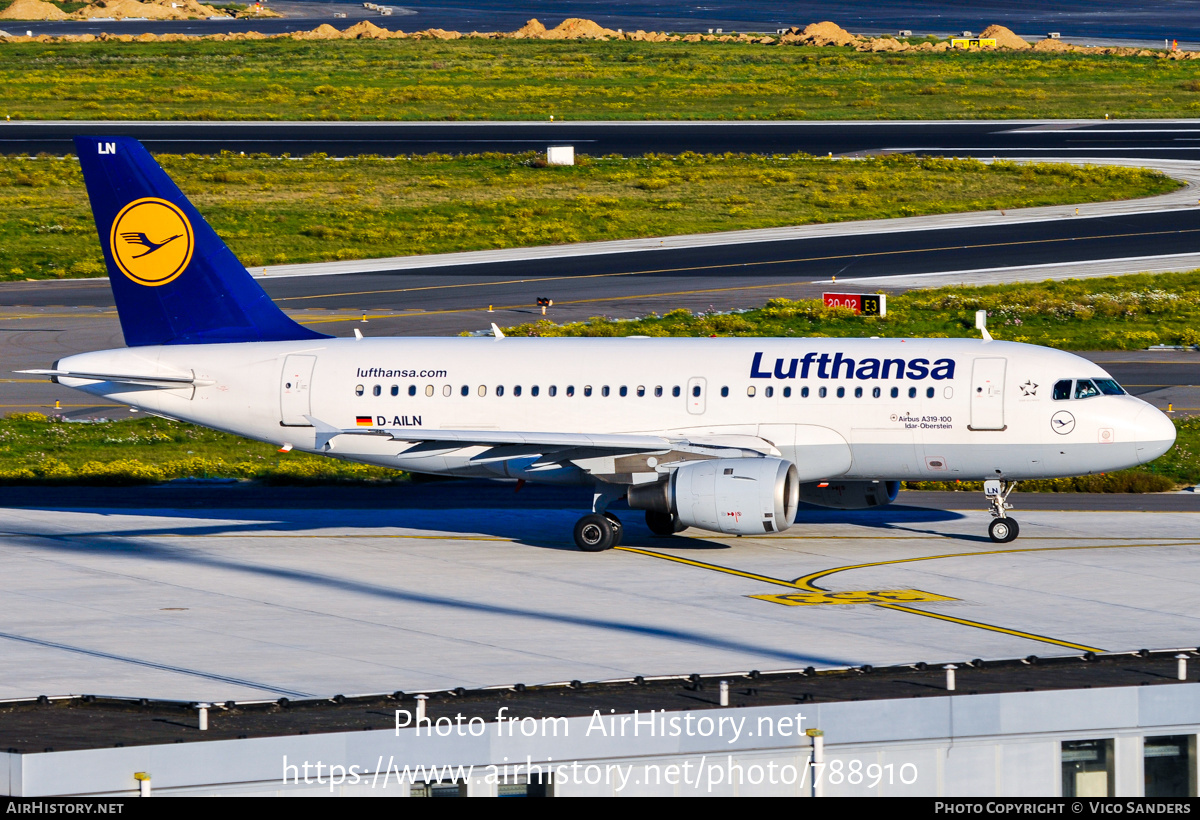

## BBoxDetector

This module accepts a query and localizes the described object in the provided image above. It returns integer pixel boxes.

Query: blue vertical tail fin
[75,136,330,347]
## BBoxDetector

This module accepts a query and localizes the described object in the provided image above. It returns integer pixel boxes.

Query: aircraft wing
[304,417,776,459]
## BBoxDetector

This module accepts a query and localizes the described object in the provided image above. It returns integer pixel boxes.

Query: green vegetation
[0,412,403,484]
[3,40,1200,121]
[500,271,1200,350]
[0,152,1177,281]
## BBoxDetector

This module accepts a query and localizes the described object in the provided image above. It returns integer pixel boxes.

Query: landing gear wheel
[574,513,615,552]
[604,512,624,547]
[988,518,1019,543]
[645,511,684,537]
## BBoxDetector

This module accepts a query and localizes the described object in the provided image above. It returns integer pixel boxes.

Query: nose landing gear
[985,479,1019,543]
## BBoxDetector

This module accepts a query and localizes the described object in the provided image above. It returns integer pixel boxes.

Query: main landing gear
[985,479,1019,543]
[573,487,626,552]
[573,512,623,551]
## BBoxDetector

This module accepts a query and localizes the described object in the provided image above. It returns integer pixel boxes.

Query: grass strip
[4,40,1200,121]
[0,152,1177,281]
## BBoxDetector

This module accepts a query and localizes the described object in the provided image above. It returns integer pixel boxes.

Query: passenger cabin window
[373,385,381,397]
[1053,380,1072,401]
[549,386,557,397]
[692,385,701,398]
[783,386,792,398]
[619,386,628,397]
[514,385,523,397]
[355,384,364,397]
[478,385,487,397]
[425,385,434,397]
[926,387,935,398]
[765,386,774,398]
[390,385,399,397]
[601,386,610,397]
[818,387,826,398]
[908,387,917,399]
[801,387,810,398]
[874,387,882,399]
[408,385,417,397]
[567,385,575,397]
[673,386,681,398]
[460,385,469,397]
[442,385,451,397]
[636,386,645,397]
[836,387,845,398]
[654,386,663,397]
[854,387,863,398]
[531,385,539,397]
[720,386,730,398]
[747,386,756,397]
[890,387,898,398]
[584,385,593,397]
[496,385,505,397]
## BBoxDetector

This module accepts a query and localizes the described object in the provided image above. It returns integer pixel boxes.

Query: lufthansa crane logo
[109,197,194,287]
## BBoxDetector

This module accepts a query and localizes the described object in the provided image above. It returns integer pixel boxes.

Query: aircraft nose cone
[1134,405,1177,464]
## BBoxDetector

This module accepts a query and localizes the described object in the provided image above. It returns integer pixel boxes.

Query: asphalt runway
[10,120,1200,159]
[0,486,1195,700]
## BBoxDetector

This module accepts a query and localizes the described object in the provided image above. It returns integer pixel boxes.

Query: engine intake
[629,457,800,535]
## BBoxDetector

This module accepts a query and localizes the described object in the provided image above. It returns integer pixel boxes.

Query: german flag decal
[356,416,374,427]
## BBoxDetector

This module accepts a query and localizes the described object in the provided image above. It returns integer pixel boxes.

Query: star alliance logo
[1019,380,1038,397]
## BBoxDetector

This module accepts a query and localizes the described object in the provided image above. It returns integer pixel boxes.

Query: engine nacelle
[797,480,900,510]
[629,457,800,535]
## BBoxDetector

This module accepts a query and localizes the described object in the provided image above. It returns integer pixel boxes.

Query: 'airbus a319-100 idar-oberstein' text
[25,138,1178,550]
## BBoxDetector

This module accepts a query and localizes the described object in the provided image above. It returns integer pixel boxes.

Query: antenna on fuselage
[975,309,993,342]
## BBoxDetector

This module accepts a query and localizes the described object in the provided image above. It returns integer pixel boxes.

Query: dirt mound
[980,24,1029,49]
[1032,37,1075,52]
[509,18,545,38]
[795,21,858,46]
[542,18,618,39]
[0,0,69,20]
[341,20,390,38]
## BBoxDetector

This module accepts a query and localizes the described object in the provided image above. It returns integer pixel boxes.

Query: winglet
[975,309,993,342]
[491,322,505,339]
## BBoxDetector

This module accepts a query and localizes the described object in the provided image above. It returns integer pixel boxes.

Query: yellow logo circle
[109,197,194,287]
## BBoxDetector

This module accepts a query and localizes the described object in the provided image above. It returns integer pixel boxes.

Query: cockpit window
[1094,379,1126,396]
[1053,379,1072,401]
[1074,379,1101,400]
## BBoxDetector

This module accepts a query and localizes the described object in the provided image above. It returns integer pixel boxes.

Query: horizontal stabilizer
[19,368,211,388]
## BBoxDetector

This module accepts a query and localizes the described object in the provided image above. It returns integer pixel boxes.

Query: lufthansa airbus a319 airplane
[26,137,1178,550]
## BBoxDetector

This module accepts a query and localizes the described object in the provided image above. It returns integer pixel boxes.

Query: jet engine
[628,457,800,535]
[797,480,900,510]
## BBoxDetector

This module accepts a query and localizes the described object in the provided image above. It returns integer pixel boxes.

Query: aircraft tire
[575,514,615,552]
[988,518,1019,543]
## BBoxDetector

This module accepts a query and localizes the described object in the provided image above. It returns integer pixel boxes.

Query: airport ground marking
[790,541,1200,592]
[617,541,1200,653]
[871,604,1102,653]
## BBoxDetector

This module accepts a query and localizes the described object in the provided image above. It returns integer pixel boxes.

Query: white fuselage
[54,336,1176,486]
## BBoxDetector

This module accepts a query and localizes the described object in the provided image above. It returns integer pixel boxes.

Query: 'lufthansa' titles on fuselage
[750,352,956,381]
